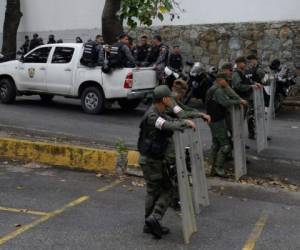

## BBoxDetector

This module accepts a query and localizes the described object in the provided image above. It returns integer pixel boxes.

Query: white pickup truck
[0,43,157,113]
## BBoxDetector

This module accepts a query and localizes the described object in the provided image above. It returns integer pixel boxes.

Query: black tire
[0,78,16,104]
[118,99,141,111]
[40,94,54,102]
[81,86,105,114]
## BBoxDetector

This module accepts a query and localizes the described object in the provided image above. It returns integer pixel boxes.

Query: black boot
[143,224,170,235]
[145,215,163,239]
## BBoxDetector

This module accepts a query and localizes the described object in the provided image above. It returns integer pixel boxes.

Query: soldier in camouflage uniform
[231,57,262,139]
[138,85,196,239]
[206,73,247,177]
[221,63,245,135]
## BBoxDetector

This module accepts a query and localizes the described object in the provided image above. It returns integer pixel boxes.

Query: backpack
[80,41,98,67]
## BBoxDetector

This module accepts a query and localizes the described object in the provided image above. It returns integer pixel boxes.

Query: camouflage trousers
[139,156,172,219]
[209,120,232,170]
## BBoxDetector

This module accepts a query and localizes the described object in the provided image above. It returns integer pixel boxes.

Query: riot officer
[231,56,262,139]
[20,36,30,54]
[150,35,169,83]
[206,73,247,177]
[47,34,56,44]
[138,85,195,239]
[29,34,40,51]
[168,45,183,73]
[134,35,151,66]
[110,33,137,68]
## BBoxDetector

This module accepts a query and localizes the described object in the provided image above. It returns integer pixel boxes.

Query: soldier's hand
[184,119,196,129]
[252,83,263,90]
[240,99,248,107]
[200,113,211,124]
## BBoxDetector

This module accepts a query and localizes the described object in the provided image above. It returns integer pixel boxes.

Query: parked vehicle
[0,43,157,114]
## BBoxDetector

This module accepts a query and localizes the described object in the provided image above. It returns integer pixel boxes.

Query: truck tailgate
[132,68,156,90]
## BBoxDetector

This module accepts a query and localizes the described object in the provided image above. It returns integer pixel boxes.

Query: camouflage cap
[221,63,233,71]
[153,85,172,100]
[216,73,229,82]
[246,54,258,60]
[235,56,247,64]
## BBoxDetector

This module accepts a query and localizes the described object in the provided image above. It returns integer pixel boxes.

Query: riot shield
[231,105,247,180]
[266,76,276,136]
[173,119,210,244]
[254,88,268,153]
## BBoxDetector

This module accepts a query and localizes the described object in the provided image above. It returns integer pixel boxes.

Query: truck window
[51,47,75,64]
[24,47,52,63]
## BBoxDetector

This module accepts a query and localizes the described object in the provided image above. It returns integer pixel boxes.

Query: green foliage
[119,0,182,28]
[115,138,128,154]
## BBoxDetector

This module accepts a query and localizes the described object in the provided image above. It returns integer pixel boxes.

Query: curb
[0,138,117,173]
[1,137,299,174]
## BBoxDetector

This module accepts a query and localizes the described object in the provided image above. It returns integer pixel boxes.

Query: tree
[102,0,124,44]
[102,0,181,43]
[1,0,23,59]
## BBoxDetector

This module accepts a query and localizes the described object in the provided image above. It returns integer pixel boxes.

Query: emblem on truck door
[28,68,35,78]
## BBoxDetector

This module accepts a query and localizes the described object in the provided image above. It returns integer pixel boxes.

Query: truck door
[18,47,52,91]
[46,46,75,95]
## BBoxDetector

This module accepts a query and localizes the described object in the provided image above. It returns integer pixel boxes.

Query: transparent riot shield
[254,88,268,153]
[231,105,247,180]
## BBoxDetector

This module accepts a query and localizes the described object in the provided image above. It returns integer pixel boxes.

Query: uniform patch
[173,105,183,114]
[155,117,166,130]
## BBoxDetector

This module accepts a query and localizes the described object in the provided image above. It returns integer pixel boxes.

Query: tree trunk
[2,0,23,60]
[102,0,123,44]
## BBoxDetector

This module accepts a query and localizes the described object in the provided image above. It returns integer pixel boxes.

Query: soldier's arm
[174,102,203,119]
[215,88,241,108]
[122,45,137,65]
[256,67,266,83]
[147,112,190,132]
[223,86,242,101]
[232,72,252,93]
[155,46,168,65]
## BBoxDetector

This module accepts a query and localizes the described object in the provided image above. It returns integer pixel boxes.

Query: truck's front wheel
[0,78,16,104]
[81,87,105,114]
[118,99,141,111]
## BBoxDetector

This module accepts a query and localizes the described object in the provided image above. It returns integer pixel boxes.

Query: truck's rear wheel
[81,87,105,114]
[40,94,54,103]
[0,78,16,104]
[118,99,141,111]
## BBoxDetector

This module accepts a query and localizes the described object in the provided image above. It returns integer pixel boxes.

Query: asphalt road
[0,96,211,149]
[0,160,299,250]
